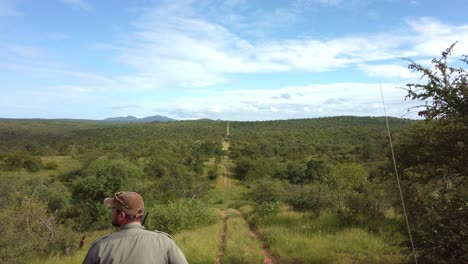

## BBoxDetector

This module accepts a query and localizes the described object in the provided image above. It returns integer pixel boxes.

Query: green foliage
[233,157,251,181]
[396,43,468,262]
[285,160,307,184]
[328,163,368,212]
[3,151,43,172]
[0,117,419,262]
[71,157,143,230]
[249,179,284,204]
[286,184,331,216]
[0,195,78,263]
[406,42,468,121]
[229,116,412,164]
[207,168,218,180]
[256,201,280,217]
[43,160,59,170]
[412,185,468,261]
[344,182,390,218]
[24,177,72,213]
[146,199,216,234]
[144,154,177,178]
[305,159,330,183]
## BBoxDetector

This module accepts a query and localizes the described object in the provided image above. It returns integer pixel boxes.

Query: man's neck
[119,220,141,228]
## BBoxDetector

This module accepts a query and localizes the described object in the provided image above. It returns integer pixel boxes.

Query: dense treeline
[228,117,411,251]
[229,116,412,172]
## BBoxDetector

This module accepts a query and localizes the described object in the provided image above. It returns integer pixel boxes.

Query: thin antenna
[380,82,418,264]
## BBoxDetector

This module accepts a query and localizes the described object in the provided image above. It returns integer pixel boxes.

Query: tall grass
[222,208,264,264]
[244,208,407,263]
[28,229,111,264]
[173,218,223,264]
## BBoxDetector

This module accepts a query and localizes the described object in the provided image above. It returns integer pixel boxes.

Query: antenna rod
[380,82,418,264]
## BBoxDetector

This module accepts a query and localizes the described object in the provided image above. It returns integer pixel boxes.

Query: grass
[247,208,407,263]
[222,208,264,264]
[172,214,223,264]
[27,229,111,264]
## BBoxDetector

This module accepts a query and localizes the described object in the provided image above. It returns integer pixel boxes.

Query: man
[83,192,188,264]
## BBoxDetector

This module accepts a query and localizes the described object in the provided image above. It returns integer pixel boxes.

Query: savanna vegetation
[0,45,466,263]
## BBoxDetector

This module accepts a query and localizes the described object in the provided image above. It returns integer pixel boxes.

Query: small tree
[405,42,468,122]
[327,163,367,212]
[397,43,468,262]
[72,157,143,230]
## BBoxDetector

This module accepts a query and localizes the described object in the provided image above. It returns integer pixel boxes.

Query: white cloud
[407,17,468,57]
[358,64,420,79]
[112,2,468,91]
[133,82,416,120]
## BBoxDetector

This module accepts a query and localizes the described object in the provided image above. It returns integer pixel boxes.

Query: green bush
[147,199,216,234]
[255,201,280,217]
[71,157,143,230]
[208,169,218,180]
[249,178,284,204]
[43,161,58,170]
[3,151,42,172]
[286,184,330,216]
[0,195,78,263]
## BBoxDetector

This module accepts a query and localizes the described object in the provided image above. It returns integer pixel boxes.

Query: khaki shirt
[83,223,188,264]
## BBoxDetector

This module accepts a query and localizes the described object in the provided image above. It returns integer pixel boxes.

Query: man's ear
[117,210,126,219]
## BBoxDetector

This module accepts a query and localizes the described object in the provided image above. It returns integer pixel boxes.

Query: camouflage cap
[104,192,145,218]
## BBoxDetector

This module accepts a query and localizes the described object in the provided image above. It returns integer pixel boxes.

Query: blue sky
[1,0,467,121]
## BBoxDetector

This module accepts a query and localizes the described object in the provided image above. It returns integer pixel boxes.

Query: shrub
[71,157,143,230]
[0,195,78,263]
[208,169,218,180]
[147,199,216,234]
[43,161,58,170]
[3,151,42,172]
[286,184,331,216]
[249,178,284,204]
[255,201,280,217]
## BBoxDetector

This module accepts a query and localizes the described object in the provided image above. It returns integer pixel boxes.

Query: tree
[72,157,143,230]
[405,42,468,122]
[396,43,468,262]
[0,195,77,263]
[286,183,330,217]
[304,159,329,183]
[285,161,307,185]
[328,163,367,213]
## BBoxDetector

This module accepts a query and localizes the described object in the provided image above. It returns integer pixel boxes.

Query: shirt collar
[120,223,145,230]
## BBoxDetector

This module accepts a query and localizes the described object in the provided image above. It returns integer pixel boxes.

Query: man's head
[103,192,145,227]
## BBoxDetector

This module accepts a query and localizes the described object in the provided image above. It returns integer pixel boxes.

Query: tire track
[215,211,228,264]
[232,209,279,264]
[219,137,277,263]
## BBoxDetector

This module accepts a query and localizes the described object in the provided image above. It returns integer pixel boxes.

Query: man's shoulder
[89,233,112,248]
[90,227,174,248]
[151,230,173,239]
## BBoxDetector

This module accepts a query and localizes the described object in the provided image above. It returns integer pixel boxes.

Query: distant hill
[103,115,175,123]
